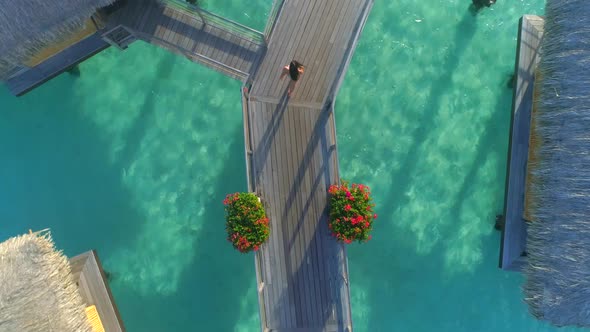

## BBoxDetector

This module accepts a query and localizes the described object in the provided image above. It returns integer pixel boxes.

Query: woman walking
[280,60,305,97]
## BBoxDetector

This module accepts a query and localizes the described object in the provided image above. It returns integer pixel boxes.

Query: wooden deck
[244,0,374,330]
[108,0,266,81]
[70,250,125,332]
[499,15,544,271]
[3,0,267,95]
[5,33,110,96]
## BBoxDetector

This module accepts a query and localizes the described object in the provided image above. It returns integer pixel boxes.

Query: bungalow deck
[106,0,266,81]
[243,0,373,330]
[4,0,266,95]
[499,15,545,271]
[5,32,110,96]
[70,250,125,332]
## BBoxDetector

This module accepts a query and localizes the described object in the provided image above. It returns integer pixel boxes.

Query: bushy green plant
[224,192,269,253]
[328,182,376,244]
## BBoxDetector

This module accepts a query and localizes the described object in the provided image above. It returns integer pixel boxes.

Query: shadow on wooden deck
[278,102,348,329]
[143,11,261,59]
[252,90,289,186]
[291,104,347,330]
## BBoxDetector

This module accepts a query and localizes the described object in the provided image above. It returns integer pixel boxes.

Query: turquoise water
[201,0,272,31]
[0,0,584,331]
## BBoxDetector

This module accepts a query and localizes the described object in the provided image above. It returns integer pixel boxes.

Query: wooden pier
[106,0,266,81]
[243,0,373,330]
[70,250,125,332]
[499,15,544,271]
[4,0,267,94]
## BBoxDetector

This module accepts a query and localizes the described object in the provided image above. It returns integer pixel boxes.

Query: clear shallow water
[0,0,584,331]
[201,0,273,31]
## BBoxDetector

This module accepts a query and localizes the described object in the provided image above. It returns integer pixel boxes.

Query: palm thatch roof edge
[523,0,590,327]
[0,231,92,332]
[0,0,116,78]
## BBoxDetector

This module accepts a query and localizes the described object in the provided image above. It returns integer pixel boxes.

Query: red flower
[373,214,378,219]
[328,185,338,194]
[224,192,270,253]
[327,182,376,245]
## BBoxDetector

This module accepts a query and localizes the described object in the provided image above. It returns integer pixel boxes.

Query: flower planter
[328,182,376,244]
[223,192,270,253]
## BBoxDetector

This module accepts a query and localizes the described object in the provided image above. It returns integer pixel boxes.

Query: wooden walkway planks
[249,0,373,105]
[244,0,373,330]
[499,15,544,271]
[246,99,351,331]
[108,0,266,81]
[70,250,125,332]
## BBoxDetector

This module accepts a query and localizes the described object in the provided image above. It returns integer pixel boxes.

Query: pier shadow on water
[0,74,143,266]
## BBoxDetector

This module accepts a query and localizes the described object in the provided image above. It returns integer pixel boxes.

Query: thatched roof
[523,0,590,327]
[0,231,92,332]
[0,0,116,78]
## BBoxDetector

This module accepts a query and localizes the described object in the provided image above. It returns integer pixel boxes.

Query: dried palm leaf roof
[523,0,590,327]
[0,231,92,332]
[0,0,115,78]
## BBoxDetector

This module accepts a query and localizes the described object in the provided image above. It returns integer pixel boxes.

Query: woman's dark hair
[289,60,304,81]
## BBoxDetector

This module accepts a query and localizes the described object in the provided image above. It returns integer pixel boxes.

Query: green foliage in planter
[328,182,376,244]
[224,192,269,253]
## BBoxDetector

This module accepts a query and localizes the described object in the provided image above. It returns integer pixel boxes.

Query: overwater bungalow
[0,0,268,96]
[0,231,124,332]
[500,0,590,327]
[0,0,130,96]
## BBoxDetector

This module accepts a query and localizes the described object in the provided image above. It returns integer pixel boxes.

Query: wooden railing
[159,0,265,45]
[133,30,249,79]
[263,0,286,41]
[241,83,269,330]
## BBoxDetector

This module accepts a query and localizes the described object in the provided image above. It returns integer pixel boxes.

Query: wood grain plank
[182,14,201,53]
[260,0,313,96]
[501,16,544,270]
[252,0,297,95]
[319,107,334,324]
[292,0,330,101]
[165,10,184,47]
[309,0,350,100]
[297,107,318,326]
[285,106,307,327]
[227,34,247,72]
[264,102,289,329]
[209,27,231,66]
[316,109,333,323]
[298,0,341,101]
[70,251,125,332]
[172,12,190,53]
[269,0,317,98]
